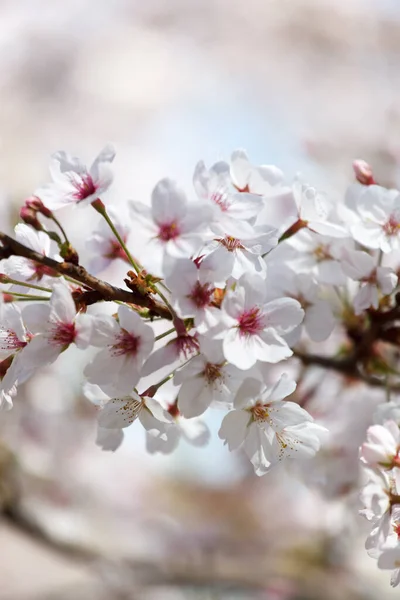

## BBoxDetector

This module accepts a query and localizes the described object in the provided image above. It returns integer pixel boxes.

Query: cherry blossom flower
[84,304,154,396]
[35,144,115,210]
[129,178,212,276]
[360,421,400,470]
[341,249,397,314]
[230,149,286,196]
[2,223,60,289]
[19,279,92,370]
[347,184,400,253]
[205,225,278,279]
[174,338,242,418]
[290,178,347,237]
[265,267,336,343]
[165,254,231,333]
[94,392,173,451]
[193,158,263,238]
[213,272,304,369]
[218,374,326,475]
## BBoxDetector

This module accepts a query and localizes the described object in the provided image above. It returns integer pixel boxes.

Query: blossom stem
[143,373,173,397]
[6,292,50,301]
[50,215,70,245]
[0,275,52,293]
[93,203,141,275]
[155,327,176,341]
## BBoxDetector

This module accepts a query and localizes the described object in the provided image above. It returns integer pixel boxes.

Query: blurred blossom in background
[2,0,400,598]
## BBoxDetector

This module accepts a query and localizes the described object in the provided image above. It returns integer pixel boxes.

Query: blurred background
[1,0,400,598]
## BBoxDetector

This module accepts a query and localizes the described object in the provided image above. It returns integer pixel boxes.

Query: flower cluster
[3,146,400,584]
[360,414,400,587]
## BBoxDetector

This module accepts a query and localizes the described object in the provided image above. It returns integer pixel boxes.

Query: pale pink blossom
[35,144,115,210]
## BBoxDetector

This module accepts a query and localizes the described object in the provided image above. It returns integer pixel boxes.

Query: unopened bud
[2,293,14,303]
[353,159,375,186]
[91,198,105,214]
[0,274,11,284]
[20,206,43,231]
[25,196,53,218]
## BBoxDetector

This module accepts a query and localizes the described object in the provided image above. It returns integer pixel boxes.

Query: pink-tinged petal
[151,178,187,224]
[377,266,398,295]
[243,423,274,475]
[74,313,93,349]
[254,330,293,363]
[266,374,296,402]
[112,357,141,395]
[239,272,267,308]
[341,249,374,280]
[49,281,76,324]
[222,286,246,321]
[90,143,116,179]
[218,409,251,450]
[179,417,210,446]
[96,427,124,451]
[19,335,61,369]
[233,377,263,409]
[377,547,400,570]
[179,203,212,234]
[267,401,312,430]
[98,394,142,429]
[223,328,257,370]
[354,284,378,314]
[50,150,85,177]
[144,397,174,424]
[117,304,142,334]
[178,378,213,418]
[304,301,335,342]
[22,303,51,333]
[264,298,304,334]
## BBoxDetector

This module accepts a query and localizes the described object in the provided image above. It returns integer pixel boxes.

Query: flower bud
[20,206,43,231]
[25,196,53,218]
[353,159,375,186]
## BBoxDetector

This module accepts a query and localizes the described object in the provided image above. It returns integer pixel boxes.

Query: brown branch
[0,232,172,320]
[293,350,400,392]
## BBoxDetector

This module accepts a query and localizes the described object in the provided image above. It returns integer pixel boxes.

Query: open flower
[2,223,60,290]
[213,272,304,369]
[219,374,326,475]
[341,249,397,314]
[19,279,92,369]
[129,178,212,277]
[84,304,154,396]
[35,144,115,210]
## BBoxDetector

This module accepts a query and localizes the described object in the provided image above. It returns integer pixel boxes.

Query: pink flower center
[237,307,265,336]
[71,173,97,202]
[174,334,200,359]
[383,214,400,236]
[105,238,129,262]
[394,522,400,540]
[50,322,76,347]
[112,329,140,356]
[0,329,27,352]
[188,281,214,308]
[218,236,245,252]
[158,221,180,242]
